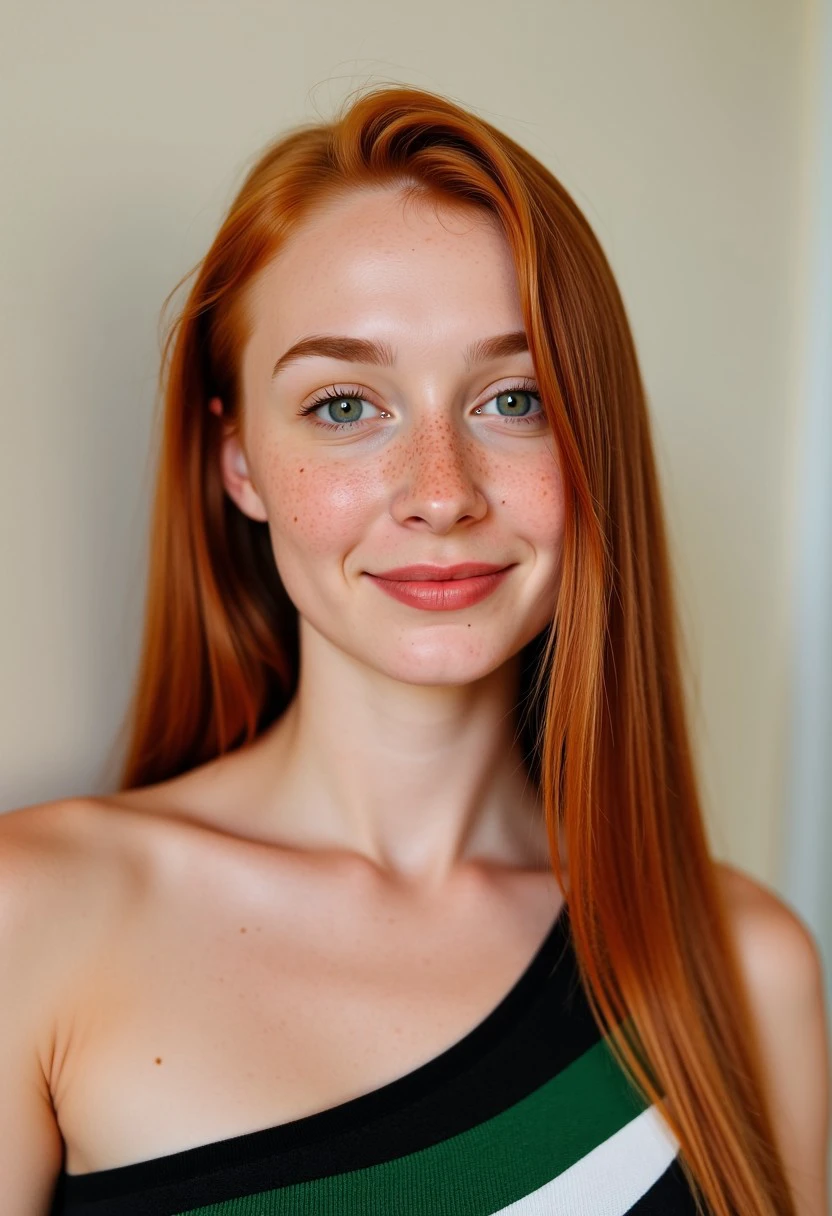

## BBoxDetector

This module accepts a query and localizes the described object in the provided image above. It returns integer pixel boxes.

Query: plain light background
[0,3,823,911]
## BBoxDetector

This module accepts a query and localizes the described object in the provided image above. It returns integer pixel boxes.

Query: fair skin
[0,186,827,1214]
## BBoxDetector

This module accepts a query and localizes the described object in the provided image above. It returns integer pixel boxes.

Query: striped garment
[50,905,704,1215]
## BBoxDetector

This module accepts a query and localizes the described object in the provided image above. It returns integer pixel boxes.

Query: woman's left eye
[298,383,545,432]
[474,387,544,425]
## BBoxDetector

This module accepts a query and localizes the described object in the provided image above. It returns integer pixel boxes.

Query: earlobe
[219,429,269,523]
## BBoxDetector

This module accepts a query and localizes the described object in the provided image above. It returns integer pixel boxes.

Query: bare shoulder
[0,794,184,1053]
[0,794,174,1007]
[0,796,161,1209]
[0,795,154,915]
[715,862,825,1001]
[0,763,271,983]
[715,862,830,1215]
[0,741,274,936]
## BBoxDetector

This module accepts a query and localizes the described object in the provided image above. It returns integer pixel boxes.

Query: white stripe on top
[493,1104,680,1216]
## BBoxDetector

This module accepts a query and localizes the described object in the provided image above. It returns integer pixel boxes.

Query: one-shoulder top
[49,904,705,1215]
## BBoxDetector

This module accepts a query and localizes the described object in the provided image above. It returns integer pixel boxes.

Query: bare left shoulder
[716,862,830,1215]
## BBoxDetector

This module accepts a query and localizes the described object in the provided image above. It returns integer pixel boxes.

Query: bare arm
[719,863,831,1216]
[0,808,66,1212]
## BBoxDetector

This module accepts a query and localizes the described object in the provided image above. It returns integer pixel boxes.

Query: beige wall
[0,1,810,886]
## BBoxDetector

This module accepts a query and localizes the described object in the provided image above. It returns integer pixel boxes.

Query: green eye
[476,386,544,426]
[496,390,537,416]
[298,382,545,433]
[321,395,366,424]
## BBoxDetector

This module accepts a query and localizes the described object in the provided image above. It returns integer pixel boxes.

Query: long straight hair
[116,83,794,1215]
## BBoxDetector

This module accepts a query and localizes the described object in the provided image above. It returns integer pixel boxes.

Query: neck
[251,620,549,889]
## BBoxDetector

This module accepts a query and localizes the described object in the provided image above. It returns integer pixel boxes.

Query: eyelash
[296,380,544,433]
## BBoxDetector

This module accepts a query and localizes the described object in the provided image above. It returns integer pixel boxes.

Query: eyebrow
[270,330,530,379]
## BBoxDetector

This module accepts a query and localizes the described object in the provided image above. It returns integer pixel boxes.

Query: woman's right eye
[297,388,386,432]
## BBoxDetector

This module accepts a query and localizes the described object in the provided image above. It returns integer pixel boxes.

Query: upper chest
[50,828,563,1175]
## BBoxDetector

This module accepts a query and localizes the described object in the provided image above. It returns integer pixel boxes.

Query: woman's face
[221,186,565,684]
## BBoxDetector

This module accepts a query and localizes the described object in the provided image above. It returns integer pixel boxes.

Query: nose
[389,414,488,533]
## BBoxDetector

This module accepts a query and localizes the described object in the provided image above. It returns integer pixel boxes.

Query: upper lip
[369,562,511,581]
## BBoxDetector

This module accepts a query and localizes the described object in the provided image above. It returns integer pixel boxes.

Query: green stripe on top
[177,1035,649,1216]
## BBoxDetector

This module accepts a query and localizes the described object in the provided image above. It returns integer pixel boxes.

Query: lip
[364,564,514,611]
[370,562,510,582]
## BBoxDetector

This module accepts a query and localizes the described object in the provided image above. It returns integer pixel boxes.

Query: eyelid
[297,383,384,416]
[474,377,540,408]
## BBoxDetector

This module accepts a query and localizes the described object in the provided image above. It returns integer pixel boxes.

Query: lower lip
[365,567,512,610]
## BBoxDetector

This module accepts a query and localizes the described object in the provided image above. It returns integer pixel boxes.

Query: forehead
[244,187,524,354]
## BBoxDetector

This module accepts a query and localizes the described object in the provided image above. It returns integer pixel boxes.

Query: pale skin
[0,186,828,1214]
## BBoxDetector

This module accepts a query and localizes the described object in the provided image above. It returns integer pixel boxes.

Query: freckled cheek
[258,454,379,554]
[495,459,566,544]
[256,445,564,554]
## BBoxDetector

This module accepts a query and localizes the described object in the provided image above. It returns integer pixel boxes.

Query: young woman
[1,84,827,1216]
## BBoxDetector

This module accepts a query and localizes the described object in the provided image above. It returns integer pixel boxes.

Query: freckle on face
[235,188,565,663]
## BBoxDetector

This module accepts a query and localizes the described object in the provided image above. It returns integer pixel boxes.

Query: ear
[213,399,268,523]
